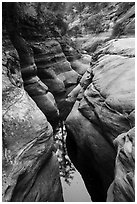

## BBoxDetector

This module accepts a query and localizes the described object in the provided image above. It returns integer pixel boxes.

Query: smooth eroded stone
[2,52,63,202]
[107,128,135,202]
[65,37,135,201]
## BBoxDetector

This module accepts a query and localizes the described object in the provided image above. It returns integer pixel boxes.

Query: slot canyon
[2,2,135,202]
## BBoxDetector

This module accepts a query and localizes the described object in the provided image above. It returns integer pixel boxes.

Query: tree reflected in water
[54,122,76,185]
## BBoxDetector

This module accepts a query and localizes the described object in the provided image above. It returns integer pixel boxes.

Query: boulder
[70,54,91,75]
[65,37,135,201]
[2,51,63,202]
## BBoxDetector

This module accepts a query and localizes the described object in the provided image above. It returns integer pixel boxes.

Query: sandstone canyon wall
[2,2,135,202]
[2,47,63,201]
[65,37,135,201]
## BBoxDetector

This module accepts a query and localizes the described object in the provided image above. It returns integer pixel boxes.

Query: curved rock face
[107,127,135,202]
[31,38,80,120]
[65,38,135,201]
[30,36,92,120]
[58,37,92,76]
[4,2,92,122]
[32,39,79,95]
[9,36,59,127]
[2,51,63,202]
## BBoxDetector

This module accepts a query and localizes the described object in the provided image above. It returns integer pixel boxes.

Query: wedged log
[65,38,135,201]
[2,51,63,202]
[66,66,93,107]
[63,65,94,122]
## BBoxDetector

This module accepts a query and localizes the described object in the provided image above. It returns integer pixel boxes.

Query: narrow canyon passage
[2,2,135,202]
[54,124,91,202]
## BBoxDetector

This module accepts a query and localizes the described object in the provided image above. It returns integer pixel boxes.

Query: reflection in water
[61,171,91,202]
[54,122,91,202]
[54,123,76,185]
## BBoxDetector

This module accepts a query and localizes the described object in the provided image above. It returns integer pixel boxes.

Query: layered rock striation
[31,38,80,119]
[3,3,135,202]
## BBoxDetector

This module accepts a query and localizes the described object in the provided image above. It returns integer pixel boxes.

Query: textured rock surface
[107,127,135,202]
[10,37,59,127]
[32,39,79,94]
[70,54,91,75]
[65,37,135,201]
[3,2,92,122]
[112,5,135,37]
[58,37,91,76]
[31,38,81,120]
[3,3,135,202]
[2,51,63,202]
